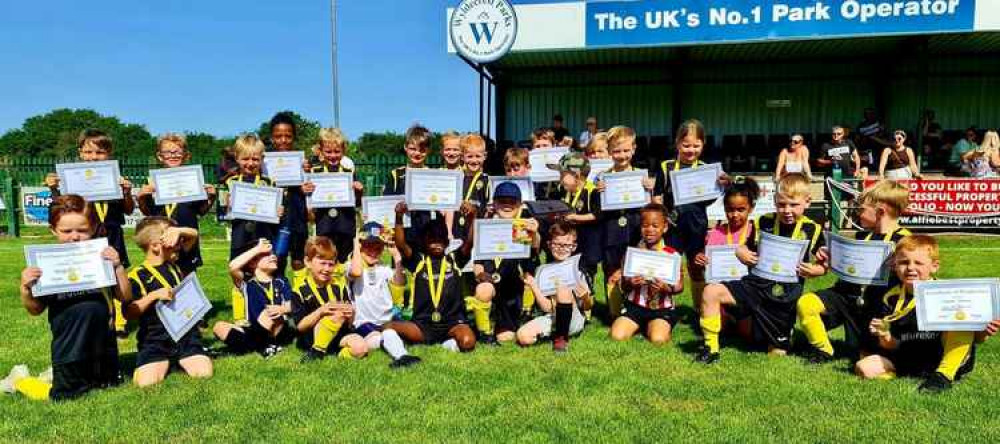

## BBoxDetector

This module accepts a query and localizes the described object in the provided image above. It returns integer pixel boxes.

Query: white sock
[364,332,382,352]
[441,339,459,352]
[381,329,408,360]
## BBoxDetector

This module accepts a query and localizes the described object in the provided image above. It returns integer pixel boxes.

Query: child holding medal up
[386,202,479,352]
[136,133,217,274]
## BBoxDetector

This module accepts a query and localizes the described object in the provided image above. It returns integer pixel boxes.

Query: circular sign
[449,0,518,64]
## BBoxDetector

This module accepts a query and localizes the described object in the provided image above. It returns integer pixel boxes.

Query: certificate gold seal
[846,265,857,275]
[325,192,335,201]
[729,267,738,277]
[955,310,967,321]
[277,158,286,167]
[623,193,632,202]
[429,194,439,204]
[183,308,194,320]
[175,190,184,197]
[249,205,258,214]
[67,268,80,283]
[496,243,507,252]
[694,185,705,195]
[84,169,95,179]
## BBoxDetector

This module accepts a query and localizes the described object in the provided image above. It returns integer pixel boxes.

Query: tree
[186,132,234,159]
[255,110,321,153]
[0,108,154,158]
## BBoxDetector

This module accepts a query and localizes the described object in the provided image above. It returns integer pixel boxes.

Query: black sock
[554,303,573,339]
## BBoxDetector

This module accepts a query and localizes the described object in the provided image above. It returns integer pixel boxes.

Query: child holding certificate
[696,173,826,364]
[383,124,436,251]
[550,152,601,277]
[213,239,296,358]
[504,146,553,201]
[441,131,464,170]
[653,120,728,321]
[137,133,217,274]
[14,195,131,401]
[268,112,311,274]
[696,176,759,256]
[223,134,280,322]
[48,129,135,336]
[125,217,212,387]
[855,235,977,393]
[598,126,655,318]
[386,204,478,352]
[798,180,911,363]
[472,183,541,344]
[610,204,684,345]
[517,223,593,352]
[349,223,422,368]
[310,128,363,264]
[448,133,489,241]
[294,237,368,362]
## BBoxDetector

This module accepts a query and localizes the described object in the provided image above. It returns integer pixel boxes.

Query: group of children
[6,115,998,402]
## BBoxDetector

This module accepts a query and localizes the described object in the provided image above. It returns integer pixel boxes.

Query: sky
[0,0,481,138]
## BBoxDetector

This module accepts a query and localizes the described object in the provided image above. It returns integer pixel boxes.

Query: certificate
[405,169,463,211]
[149,165,207,205]
[600,170,650,211]
[155,273,213,342]
[705,245,748,283]
[56,160,123,201]
[751,232,809,284]
[622,247,682,285]
[488,176,536,202]
[528,147,570,183]
[586,158,614,183]
[915,279,1000,332]
[362,196,411,228]
[473,219,530,260]
[535,255,582,297]
[24,238,116,297]
[229,182,282,224]
[669,163,724,206]
[307,172,355,208]
[827,232,893,286]
[263,151,305,187]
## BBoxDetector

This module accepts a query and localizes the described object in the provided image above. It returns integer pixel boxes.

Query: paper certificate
[752,232,809,283]
[229,182,282,224]
[362,196,411,228]
[535,255,582,297]
[669,163,724,206]
[155,273,213,342]
[405,169,463,211]
[263,151,305,187]
[24,238,116,297]
[473,219,530,260]
[600,170,650,211]
[307,172,355,208]
[915,279,1000,331]
[622,247,682,285]
[528,147,570,183]
[586,158,614,183]
[488,176,536,202]
[149,165,207,205]
[828,233,893,286]
[705,245,748,283]
[56,160,123,202]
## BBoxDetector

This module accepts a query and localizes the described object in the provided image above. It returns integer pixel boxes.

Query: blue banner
[586,0,975,48]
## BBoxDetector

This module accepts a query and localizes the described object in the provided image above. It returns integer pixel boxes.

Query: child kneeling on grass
[855,235,978,393]
[6,195,131,401]
[349,223,421,368]
[125,217,212,387]
[609,204,683,345]
[213,239,296,358]
[294,236,368,362]
[517,222,593,353]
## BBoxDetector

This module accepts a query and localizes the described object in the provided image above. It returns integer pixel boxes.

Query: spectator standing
[551,114,570,142]
[855,108,891,170]
[578,117,598,150]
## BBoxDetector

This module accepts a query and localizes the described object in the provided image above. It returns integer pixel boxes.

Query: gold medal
[328,208,339,218]
[432,311,443,323]
[492,273,501,283]
[772,285,785,298]
[649,300,659,310]
[459,216,466,226]
[618,216,628,227]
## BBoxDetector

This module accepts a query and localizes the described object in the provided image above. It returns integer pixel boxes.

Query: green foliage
[255,110,322,153]
[185,132,235,159]
[0,108,155,157]
[354,131,406,158]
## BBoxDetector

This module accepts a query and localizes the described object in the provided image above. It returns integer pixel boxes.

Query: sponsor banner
[865,178,1000,228]
[21,186,144,228]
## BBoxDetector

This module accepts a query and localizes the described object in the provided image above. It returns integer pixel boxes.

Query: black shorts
[814,286,869,349]
[224,322,296,354]
[890,347,977,380]
[50,354,122,402]
[492,281,526,333]
[295,323,353,353]
[621,301,678,330]
[316,229,354,264]
[416,321,467,345]
[136,332,206,367]
[723,275,803,351]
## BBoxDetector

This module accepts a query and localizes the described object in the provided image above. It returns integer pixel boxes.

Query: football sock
[522,287,534,313]
[381,329,408,360]
[313,318,342,353]
[441,339,460,352]
[113,299,127,332]
[337,347,354,360]
[469,299,493,335]
[798,293,834,355]
[700,315,722,353]
[14,377,50,401]
[389,282,406,307]
[554,303,573,339]
[231,287,246,322]
[937,331,975,381]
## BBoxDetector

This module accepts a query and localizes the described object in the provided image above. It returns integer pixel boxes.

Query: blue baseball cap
[359,221,386,243]
[494,182,522,201]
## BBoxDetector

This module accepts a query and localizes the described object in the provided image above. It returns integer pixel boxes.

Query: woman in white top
[963,130,1000,178]
[878,130,921,180]
[775,134,812,180]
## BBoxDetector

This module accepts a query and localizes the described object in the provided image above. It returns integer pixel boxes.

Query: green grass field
[1,234,999,443]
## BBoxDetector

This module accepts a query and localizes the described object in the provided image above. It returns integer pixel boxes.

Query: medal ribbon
[673,159,702,171]
[882,286,916,323]
[726,223,750,246]
[773,217,806,240]
[564,184,585,209]
[423,257,447,314]
[95,202,109,223]
[306,275,337,305]
[259,280,275,304]
[464,171,483,202]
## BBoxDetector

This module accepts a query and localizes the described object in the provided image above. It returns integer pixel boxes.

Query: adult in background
[878,130,921,180]
[920,109,944,164]
[855,108,891,171]
[775,133,812,180]
[578,116,598,150]
[551,113,570,143]
[950,127,980,175]
[817,125,862,178]
[963,130,1000,178]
